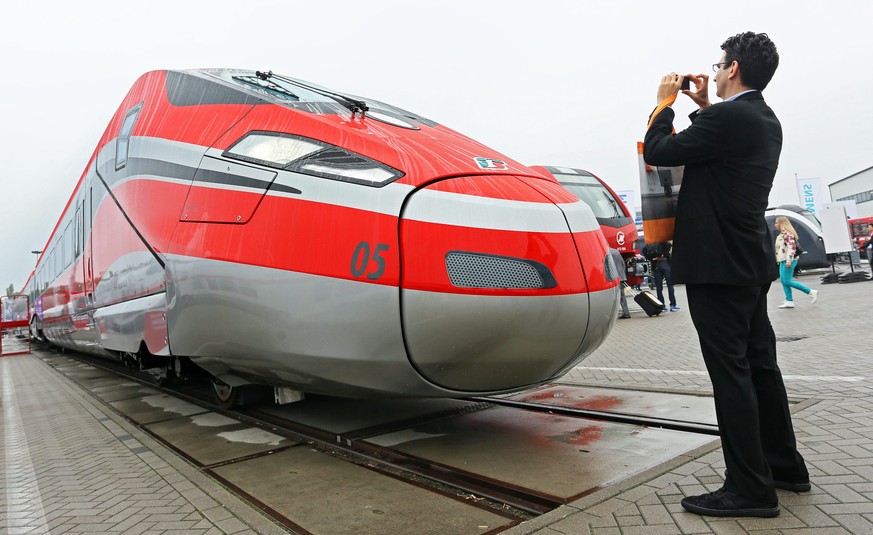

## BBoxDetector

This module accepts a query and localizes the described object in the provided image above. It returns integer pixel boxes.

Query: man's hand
[657,73,683,103]
[683,73,711,109]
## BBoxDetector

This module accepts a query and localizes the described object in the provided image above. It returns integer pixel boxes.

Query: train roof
[176,69,439,128]
[156,69,545,186]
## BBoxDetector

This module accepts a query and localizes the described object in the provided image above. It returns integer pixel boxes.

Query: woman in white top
[774,216,818,309]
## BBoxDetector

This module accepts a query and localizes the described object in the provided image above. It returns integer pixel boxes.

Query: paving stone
[670,510,711,534]
[639,503,673,525]
[618,523,683,535]
[833,513,873,533]
[820,502,873,515]
[773,529,851,535]
[819,484,869,503]
[706,519,751,535]
[787,504,841,527]
[215,516,250,534]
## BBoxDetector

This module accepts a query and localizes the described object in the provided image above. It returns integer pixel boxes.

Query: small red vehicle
[849,215,873,250]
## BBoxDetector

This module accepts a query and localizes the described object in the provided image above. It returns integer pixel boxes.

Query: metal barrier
[1,294,31,356]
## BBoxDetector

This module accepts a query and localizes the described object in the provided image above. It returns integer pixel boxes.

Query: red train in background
[21,69,620,404]
[532,166,649,287]
[849,216,873,250]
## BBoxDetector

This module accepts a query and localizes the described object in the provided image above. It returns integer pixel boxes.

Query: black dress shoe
[681,489,779,518]
[774,479,811,492]
[618,314,631,319]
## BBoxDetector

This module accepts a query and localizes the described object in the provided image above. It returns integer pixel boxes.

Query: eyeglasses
[712,62,730,73]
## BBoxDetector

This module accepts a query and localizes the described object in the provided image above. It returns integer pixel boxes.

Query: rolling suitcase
[623,282,663,317]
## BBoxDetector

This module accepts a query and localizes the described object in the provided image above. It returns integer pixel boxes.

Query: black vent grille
[445,252,556,289]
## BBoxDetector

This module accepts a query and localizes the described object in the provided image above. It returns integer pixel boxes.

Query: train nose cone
[400,175,616,393]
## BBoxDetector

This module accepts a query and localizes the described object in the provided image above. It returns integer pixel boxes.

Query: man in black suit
[644,32,809,518]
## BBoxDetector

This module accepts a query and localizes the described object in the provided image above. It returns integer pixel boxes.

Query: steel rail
[467,396,720,436]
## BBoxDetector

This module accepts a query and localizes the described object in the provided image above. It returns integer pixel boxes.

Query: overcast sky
[2,0,871,291]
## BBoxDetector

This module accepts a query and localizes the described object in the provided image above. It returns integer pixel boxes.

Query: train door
[74,199,85,302]
[69,187,99,352]
[83,181,94,304]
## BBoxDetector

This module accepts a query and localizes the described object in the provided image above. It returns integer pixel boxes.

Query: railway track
[468,395,720,436]
[37,346,721,533]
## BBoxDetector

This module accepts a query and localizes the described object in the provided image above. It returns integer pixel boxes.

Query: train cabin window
[554,173,629,221]
[115,103,143,170]
[165,71,264,106]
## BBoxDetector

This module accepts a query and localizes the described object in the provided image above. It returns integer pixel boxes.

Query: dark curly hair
[721,32,779,90]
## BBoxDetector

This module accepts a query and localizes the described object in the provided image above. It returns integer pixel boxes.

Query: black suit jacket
[643,91,781,286]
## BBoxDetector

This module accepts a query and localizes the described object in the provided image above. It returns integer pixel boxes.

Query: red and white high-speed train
[23,69,619,401]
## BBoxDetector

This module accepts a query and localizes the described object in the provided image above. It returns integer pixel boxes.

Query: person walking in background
[642,241,679,311]
[644,32,809,518]
[774,216,817,309]
[608,247,631,318]
[861,225,873,267]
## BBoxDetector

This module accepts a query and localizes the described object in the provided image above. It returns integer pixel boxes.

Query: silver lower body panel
[93,292,170,355]
[165,256,618,397]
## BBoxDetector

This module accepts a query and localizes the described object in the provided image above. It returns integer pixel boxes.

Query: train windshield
[775,205,823,230]
[226,73,334,103]
[851,217,873,238]
[554,173,632,227]
[797,209,822,230]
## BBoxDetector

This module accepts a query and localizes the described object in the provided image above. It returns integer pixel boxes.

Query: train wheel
[121,351,138,370]
[211,380,243,409]
[150,360,176,387]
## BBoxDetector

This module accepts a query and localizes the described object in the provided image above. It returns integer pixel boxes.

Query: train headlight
[289,147,401,186]
[224,131,404,187]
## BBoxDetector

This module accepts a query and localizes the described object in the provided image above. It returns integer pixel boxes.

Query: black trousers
[685,283,807,503]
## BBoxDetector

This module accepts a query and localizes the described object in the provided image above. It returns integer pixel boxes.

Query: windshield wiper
[256,70,369,116]
[602,191,622,218]
[232,75,300,101]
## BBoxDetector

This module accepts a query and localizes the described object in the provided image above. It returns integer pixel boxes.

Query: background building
[829,165,873,217]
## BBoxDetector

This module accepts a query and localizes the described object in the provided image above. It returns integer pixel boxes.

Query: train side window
[60,231,65,269]
[74,207,80,257]
[64,222,73,268]
[74,205,83,257]
[49,247,56,280]
[116,103,143,170]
